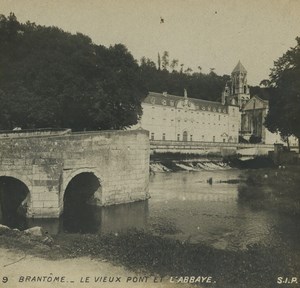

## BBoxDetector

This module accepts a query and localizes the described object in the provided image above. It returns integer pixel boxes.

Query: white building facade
[134,90,240,143]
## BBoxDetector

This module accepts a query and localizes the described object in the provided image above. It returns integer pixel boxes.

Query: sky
[1,0,300,85]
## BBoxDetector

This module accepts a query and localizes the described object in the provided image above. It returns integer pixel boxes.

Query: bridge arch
[0,175,31,228]
[62,168,103,195]
[62,168,103,210]
[62,169,103,232]
[0,172,31,191]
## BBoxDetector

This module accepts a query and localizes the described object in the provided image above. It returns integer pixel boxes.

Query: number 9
[2,276,8,283]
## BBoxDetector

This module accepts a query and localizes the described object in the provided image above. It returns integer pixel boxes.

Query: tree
[184,67,193,75]
[265,37,300,150]
[170,59,179,72]
[161,51,169,70]
[259,79,270,87]
[0,14,145,131]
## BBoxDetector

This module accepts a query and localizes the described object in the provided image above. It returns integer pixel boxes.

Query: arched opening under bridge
[63,172,102,233]
[0,176,30,229]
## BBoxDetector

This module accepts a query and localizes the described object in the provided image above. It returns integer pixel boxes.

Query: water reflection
[27,200,149,235]
[148,170,300,251]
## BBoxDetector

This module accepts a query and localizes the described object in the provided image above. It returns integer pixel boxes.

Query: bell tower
[230,61,250,108]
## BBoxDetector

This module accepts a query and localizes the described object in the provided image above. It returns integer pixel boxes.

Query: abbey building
[133,61,292,145]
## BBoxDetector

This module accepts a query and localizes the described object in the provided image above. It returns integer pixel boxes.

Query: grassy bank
[238,165,300,215]
[1,228,299,288]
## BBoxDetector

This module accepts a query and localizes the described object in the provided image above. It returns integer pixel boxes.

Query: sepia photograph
[0,0,300,287]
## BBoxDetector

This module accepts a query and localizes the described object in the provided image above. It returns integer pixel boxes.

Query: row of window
[150,133,229,142]
[151,106,228,115]
[150,98,227,113]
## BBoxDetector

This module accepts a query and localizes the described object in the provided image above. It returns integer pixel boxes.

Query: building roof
[243,95,269,111]
[143,92,228,114]
[232,60,247,74]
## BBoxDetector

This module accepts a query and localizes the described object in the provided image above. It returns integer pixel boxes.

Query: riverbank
[1,247,186,288]
[1,226,299,288]
[238,165,300,215]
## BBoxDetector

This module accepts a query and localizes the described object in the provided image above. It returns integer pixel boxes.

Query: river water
[147,169,300,251]
[2,168,300,254]
[18,169,298,254]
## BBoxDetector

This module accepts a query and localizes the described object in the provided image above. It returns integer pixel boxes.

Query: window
[213,136,215,142]
[162,133,166,141]
[218,115,221,121]
[190,135,193,141]
[151,133,154,140]
[202,135,205,141]
[177,134,180,141]
[183,131,188,141]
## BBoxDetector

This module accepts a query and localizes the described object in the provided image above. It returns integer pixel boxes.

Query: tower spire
[222,61,250,109]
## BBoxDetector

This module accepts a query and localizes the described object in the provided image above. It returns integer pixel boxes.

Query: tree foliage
[0,13,146,130]
[139,55,230,102]
[265,37,300,141]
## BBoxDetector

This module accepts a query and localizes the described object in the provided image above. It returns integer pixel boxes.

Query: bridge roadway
[0,129,149,218]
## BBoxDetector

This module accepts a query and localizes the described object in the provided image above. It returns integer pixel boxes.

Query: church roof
[143,92,228,114]
[232,60,247,74]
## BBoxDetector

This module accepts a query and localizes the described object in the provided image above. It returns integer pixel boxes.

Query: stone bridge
[0,129,149,218]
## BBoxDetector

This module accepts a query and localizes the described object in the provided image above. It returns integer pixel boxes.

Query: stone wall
[0,130,149,218]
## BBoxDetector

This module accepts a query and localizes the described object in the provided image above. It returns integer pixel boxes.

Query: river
[7,168,292,255]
